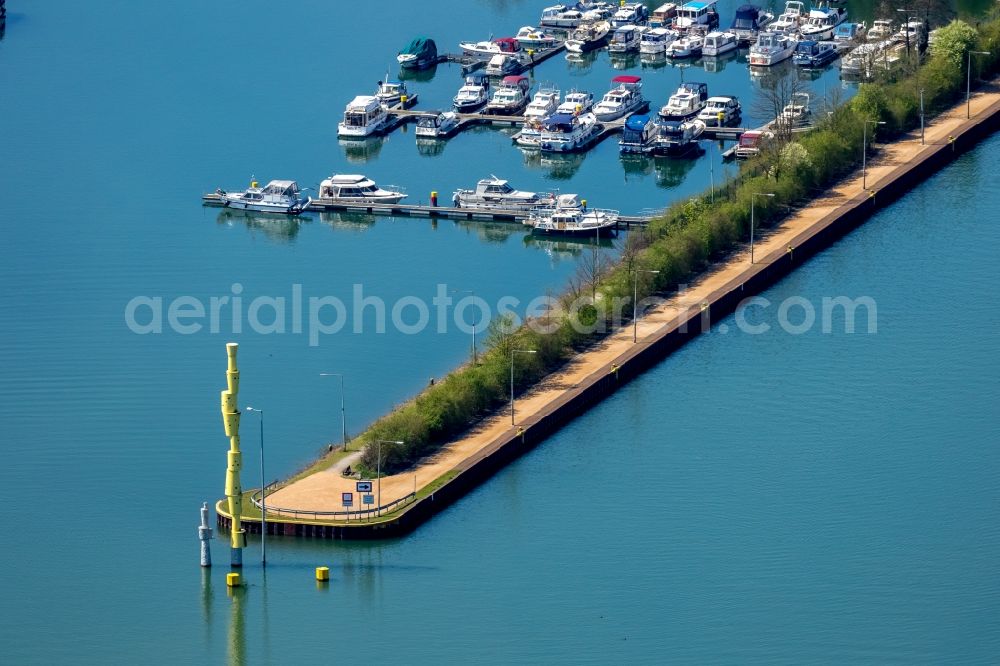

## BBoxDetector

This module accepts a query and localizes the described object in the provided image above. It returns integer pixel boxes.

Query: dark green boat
[396,37,438,70]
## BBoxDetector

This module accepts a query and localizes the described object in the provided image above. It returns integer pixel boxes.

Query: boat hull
[454,98,488,113]
[224,198,310,215]
[593,99,644,122]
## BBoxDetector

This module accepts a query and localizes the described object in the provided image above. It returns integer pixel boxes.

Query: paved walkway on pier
[266,83,1000,517]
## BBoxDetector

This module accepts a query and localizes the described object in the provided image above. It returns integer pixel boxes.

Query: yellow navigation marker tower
[221,342,247,566]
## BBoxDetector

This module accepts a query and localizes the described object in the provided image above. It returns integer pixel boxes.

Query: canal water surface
[0,1,998,663]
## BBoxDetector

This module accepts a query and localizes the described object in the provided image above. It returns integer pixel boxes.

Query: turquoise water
[1,1,999,663]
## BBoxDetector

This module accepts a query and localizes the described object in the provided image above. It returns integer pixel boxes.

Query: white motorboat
[609,24,645,53]
[318,174,407,204]
[653,118,706,156]
[540,5,587,29]
[524,86,561,121]
[659,81,708,120]
[515,119,545,148]
[453,73,490,112]
[770,0,805,34]
[415,111,460,139]
[526,203,619,236]
[485,75,531,115]
[840,38,898,78]
[867,19,895,41]
[452,176,556,210]
[672,0,719,32]
[799,4,848,41]
[776,92,811,127]
[702,31,738,56]
[640,27,678,54]
[667,32,704,58]
[697,95,741,126]
[485,53,521,77]
[592,75,645,121]
[748,31,796,66]
[557,90,595,114]
[396,37,438,70]
[375,80,414,108]
[565,20,611,53]
[611,3,649,28]
[217,179,310,215]
[730,4,774,44]
[515,26,560,48]
[894,20,926,48]
[619,113,661,154]
[734,129,773,158]
[338,95,390,138]
[459,37,522,60]
[539,112,600,153]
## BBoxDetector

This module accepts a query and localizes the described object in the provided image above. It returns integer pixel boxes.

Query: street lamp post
[244,406,266,567]
[862,119,887,190]
[967,50,991,119]
[632,268,660,343]
[452,289,478,364]
[920,88,925,145]
[375,440,404,517]
[319,373,348,450]
[750,192,775,264]
[510,349,537,425]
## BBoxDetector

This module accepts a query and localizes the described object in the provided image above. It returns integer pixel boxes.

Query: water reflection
[522,233,616,263]
[565,50,599,74]
[396,63,438,82]
[702,49,743,74]
[639,53,668,70]
[609,52,639,71]
[451,218,525,245]
[524,150,586,180]
[415,137,448,157]
[216,209,305,243]
[227,578,246,666]
[319,211,377,232]
[654,153,703,189]
[339,136,387,162]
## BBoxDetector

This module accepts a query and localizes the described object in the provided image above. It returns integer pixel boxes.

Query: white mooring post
[199,502,213,567]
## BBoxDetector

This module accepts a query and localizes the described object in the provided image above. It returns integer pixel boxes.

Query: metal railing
[249,485,418,522]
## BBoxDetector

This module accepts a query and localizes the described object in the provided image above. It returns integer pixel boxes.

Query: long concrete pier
[218,82,1000,539]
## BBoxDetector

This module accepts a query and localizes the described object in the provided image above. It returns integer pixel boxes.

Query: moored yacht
[799,4,848,41]
[540,5,587,29]
[515,26,560,48]
[485,76,531,115]
[793,39,838,67]
[485,53,521,77]
[666,31,704,57]
[452,73,490,112]
[593,75,645,121]
[396,37,438,69]
[565,20,612,53]
[217,179,310,215]
[650,3,679,28]
[609,24,645,53]
[659,82,708,120]
[539,112,601,153]
[452,176,556,210]
[776,92,811,127]
[338,95,391,138]
[653,118,706,156]
[460,37,522,60]
[318,174,407,204]
[619,114,661,154]
[730,4,774,44]
[702,30,738,56]
[748,31,796,66]
[524,86,561,121]
[611,3,649,28]
[640,27,678,54]
[375,80,414,108]
[770,0,805,34]
[415,111,460,139]
[672,0,719,32]
[557,90,595,114]
[697,95,741,126]
[526,203,619,236]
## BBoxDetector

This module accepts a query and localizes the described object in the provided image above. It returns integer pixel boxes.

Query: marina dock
[217,83,1000,539]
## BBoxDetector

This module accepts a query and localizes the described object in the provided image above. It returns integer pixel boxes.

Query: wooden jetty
[202,193,653,228]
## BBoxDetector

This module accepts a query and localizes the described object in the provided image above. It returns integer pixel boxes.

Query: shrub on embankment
[350,17,1000,476]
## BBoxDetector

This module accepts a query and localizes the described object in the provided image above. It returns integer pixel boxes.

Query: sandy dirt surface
[266,83,1000,517]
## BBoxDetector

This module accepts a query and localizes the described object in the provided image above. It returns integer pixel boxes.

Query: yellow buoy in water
[226,572,242,587]
[316,566,330,582]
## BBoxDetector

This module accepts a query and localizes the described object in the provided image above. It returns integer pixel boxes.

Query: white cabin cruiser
[526,203,619,236]
[452,176,556,210]
[867,19,895,41]
[770,1,805,34]
[659,81,708,120]
[515,26,560,48]
[609,24,645,53]
[375,80,412,108]
[593,75,645,121]
[485,54,521,77]
[460,37,522,60]
[776,92,811,127]
[748,31,796,66]
[318,174,407,204]
[730,4,774,44]
[565,20,611,53]
[539,112,600,153]
[799,5,847,41]
[453,73,490,112]
[540,6,587,29]
[698,95,741,126]
[640,27,678,54]
[415,111,460,139]
[653,118,706,156]
[218,179,310,215]
[672,0,719,32]
[702,31,738,56]
[485,75,531,115]
[611,3,649,28]
[338,95,390,138]
[524,86,561,121]
[557,90,595,114]
[666,32,704,57]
